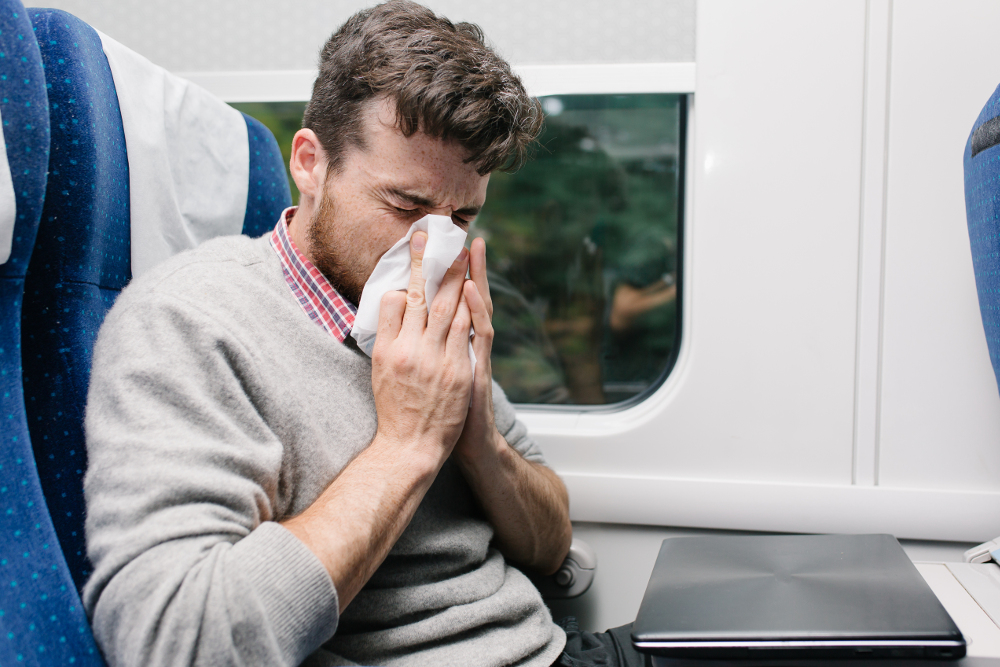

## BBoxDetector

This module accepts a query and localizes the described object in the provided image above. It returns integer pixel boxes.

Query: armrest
[531,537,597,599]
[965,536,1000,564]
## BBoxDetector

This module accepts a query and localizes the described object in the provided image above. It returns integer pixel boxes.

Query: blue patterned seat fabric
[21,10,130,603]
[964,82,1000,397]
[242,112,292,238]
[0,2,103,665]
[19,5,291,605]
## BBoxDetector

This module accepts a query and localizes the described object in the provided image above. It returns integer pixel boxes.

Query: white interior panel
[536,0,866,489]
[878,0,1000,491]
[180,63,698,103]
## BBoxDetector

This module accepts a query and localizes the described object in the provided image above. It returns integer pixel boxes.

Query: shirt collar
[269,207,357,343]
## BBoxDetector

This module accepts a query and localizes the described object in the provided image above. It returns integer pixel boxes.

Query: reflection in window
[477,94,685,405]
[232,93,685,407]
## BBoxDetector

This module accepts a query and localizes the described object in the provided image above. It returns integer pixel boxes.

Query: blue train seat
[964,81,1000,568]
[20,9,131,601]
[20,7,290,601]
[0,0,105,663]
[964,83,1000,398]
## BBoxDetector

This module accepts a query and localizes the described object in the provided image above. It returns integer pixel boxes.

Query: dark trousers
[554,617,650,667]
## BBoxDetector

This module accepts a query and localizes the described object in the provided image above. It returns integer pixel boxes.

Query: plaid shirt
[269,207,356,342]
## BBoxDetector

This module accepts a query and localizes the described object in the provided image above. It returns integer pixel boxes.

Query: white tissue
[351,215,476,372]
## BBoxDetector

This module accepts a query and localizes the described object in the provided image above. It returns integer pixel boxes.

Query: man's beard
[307,189,368,307]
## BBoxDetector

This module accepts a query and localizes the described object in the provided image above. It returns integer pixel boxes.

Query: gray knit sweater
[83,233,566,667]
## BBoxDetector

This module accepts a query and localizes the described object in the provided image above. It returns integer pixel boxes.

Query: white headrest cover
[0,103,18,265]
[97,31,249,278]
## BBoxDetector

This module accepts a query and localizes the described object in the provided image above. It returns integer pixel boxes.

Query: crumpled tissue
[351,214,477,372]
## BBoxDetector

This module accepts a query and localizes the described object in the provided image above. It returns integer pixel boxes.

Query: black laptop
[632,534,966,662]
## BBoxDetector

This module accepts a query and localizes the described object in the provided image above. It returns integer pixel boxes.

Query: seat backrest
[21,8,291,593]
[964,82,1000,397]
[21,9,131,596]
[243,113,293,238]
[0,2,104,664]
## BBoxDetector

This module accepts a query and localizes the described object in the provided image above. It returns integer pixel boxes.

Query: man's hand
[452,237,573,575]
[371,231,475,463]
[282,232,476,612]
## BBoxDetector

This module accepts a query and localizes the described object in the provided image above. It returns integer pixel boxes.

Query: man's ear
[290,129,327,204]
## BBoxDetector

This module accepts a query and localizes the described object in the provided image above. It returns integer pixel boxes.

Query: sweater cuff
[230,521,339,665]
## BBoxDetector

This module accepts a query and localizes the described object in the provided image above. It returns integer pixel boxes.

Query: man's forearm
[281,434,444,613]
[454,429,572,575]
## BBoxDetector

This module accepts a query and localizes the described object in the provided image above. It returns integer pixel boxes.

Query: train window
[477,94,686,406]
[233,92,686,407]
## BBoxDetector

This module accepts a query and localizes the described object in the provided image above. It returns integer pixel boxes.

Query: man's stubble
[307,188,370,307]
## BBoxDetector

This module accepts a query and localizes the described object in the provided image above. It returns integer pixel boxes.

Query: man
[83,2,645,665]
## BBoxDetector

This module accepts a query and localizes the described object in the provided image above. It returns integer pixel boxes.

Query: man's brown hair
[304,0,542,176]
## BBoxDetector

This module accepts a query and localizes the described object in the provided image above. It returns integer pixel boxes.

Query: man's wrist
[453,427,508,473]
[367,431,451,480]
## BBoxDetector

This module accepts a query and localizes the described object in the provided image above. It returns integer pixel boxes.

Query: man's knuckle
[472,317,493,336]
[430,300,451,321]
[406,290,425,308]
[391,348,414,370]
[442,364,465,389]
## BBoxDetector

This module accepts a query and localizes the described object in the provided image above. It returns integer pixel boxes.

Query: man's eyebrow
[385,187,435,208]
[454,203,482,217]
[384,187,482,217]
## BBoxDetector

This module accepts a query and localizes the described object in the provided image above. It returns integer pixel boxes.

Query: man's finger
[464,279,494,370]
[469,237,493,319]
[426,247,469,345]
[447,291,474,364]
[401,232,428,334]
[377,290,406,342]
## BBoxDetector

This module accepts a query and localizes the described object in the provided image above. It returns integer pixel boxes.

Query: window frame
[515,65,697,417]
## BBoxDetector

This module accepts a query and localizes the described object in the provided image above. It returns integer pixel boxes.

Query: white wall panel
[536,0,866,488]
[878,0,1000,491]
[183,63,698,103]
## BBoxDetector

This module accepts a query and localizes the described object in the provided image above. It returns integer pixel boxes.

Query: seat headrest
[0,4,48,269]
[97,31,249,278]
[963,82,1000,396]
[0,109,19,265]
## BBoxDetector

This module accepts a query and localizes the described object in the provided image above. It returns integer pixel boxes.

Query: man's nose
[427,205,455,217]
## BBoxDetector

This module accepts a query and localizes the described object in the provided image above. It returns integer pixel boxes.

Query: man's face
[306,99,490,305]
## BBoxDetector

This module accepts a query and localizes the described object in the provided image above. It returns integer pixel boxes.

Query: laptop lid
[632,534,966,660]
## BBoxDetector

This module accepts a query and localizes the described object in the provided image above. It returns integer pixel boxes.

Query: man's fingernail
[458,247,468,261]
[412,233,426,252]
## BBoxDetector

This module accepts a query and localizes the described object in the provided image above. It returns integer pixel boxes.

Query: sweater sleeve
[82,289,339,667]
[490,380,548,465]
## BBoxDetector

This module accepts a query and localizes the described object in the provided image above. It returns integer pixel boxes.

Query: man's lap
[554,618,649,667]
